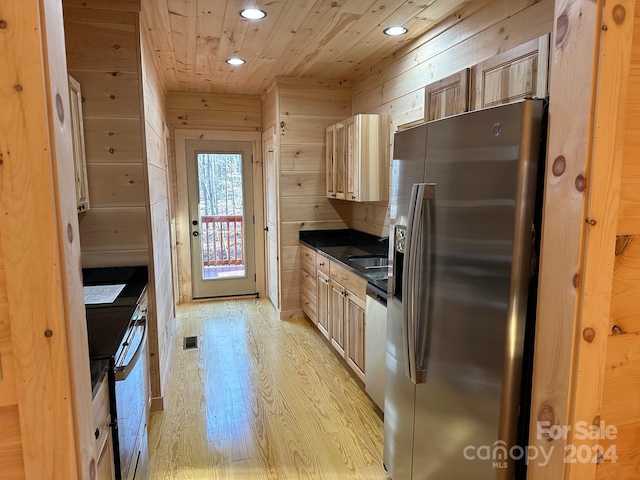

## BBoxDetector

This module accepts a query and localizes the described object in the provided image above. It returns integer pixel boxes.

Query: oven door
[113,314,148,480]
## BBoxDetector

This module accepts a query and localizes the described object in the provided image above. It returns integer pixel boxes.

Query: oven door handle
[114,316,146,382]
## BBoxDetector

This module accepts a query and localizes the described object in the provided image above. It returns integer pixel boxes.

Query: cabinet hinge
[253,215,255,224]
[251,154,254,164]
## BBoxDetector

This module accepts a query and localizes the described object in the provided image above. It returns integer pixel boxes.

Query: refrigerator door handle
[402,184,420,380]
[403,182,435,384]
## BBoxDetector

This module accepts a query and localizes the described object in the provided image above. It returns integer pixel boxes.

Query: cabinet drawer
[316,253,330,275]
[300,245,316,266]
[301,257,317,291]
[301,284,317,323]
[93,375,111,454]
[329,261,367,301]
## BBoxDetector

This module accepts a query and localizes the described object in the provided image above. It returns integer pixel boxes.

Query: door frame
[174,129,265,302]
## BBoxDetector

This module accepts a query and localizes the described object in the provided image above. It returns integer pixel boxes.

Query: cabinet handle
[319,262,324,266]
[305,302,310,306]
[331,193,337,198]
[352,195,356,199]
[94,428,100,440]
[305,274,309,279]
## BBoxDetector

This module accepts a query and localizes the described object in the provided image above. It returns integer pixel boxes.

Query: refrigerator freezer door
[385,124,427,480]
[411,101,542,479]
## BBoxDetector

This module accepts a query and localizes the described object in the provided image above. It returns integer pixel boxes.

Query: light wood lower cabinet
[329,278,347,357]
[346,294,366,382]
[93,376,116,480]
[302,243,368,381]
[316,271,330,340]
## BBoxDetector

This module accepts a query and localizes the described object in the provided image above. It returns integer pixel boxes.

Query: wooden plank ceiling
[141,0,470,94]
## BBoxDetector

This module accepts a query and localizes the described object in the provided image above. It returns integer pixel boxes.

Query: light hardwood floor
[148,299,389,479]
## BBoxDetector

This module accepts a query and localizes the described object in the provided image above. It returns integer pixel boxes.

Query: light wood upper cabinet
[68,75,90,212]
[471,35,550,110]
[326,122,346,199]
[424,69,470,121]
[326,114,390,202]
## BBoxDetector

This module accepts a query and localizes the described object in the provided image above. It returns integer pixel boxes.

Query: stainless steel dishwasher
[365,283,387,412]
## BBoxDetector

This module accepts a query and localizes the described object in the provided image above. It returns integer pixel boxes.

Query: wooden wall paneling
[148,163,169,207]
[618,9,640,236]
[64,11,138,72]
[280,172,326,197]
[85,163,146,207]
[351,203,391,238]
[166,92,262,131]
[277,83,352,118]
[0,255,17,408]
[424,69,469,122]
[610,236,640,332]
[65,70,141,118]
[0,405,25,480]
[275,78,352,318]
[280,246,301,273]
[82,118,144,163]
[1,0,96,478]
[279,145,327,171]
[140,21,175,409]
[81,250,149,268]
[471,34,550,110]
[595,422,640,480]
[599,332,640,428]
[262,84,277,132]
[279,197,351,223]
[528,1,634,479]
[79,208,150,251]
[279,220,349,248]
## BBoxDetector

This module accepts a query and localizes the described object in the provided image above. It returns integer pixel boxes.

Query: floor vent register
[183,336,198,350]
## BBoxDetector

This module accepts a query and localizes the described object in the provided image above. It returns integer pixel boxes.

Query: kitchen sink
[348,254,388,269]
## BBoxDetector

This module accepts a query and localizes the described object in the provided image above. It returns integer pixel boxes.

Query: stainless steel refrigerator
[384,99,544,480]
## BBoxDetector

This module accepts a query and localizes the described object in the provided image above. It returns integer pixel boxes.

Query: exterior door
[186,140,257,298]
[263,128,279,309]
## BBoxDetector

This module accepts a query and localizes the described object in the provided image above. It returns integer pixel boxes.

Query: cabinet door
[334,122,346,200]
[329,279,346,357]
[346,292,366,382]
[344,116,358,201]
[472,35,549,110]
[97,430,116,480]
[326,125,336,198]
[316,271,330,340]
[424,69,469,121]
[68,75,90,212]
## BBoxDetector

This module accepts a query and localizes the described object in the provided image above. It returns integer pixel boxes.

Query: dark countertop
[299,229,389,293]
[83,266,148,397]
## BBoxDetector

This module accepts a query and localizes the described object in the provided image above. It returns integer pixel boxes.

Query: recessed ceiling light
[239,8,267,20]
[226,57,246,66]
[383,26,408,36]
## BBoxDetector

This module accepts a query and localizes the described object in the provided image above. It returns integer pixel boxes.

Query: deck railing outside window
[201,215,244,266]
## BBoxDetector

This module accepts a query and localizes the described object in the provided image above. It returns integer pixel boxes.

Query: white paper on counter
[83,284,126,305]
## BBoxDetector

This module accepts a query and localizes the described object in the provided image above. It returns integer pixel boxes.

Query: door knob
[192,231,199,237]
[192,220,198,226]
